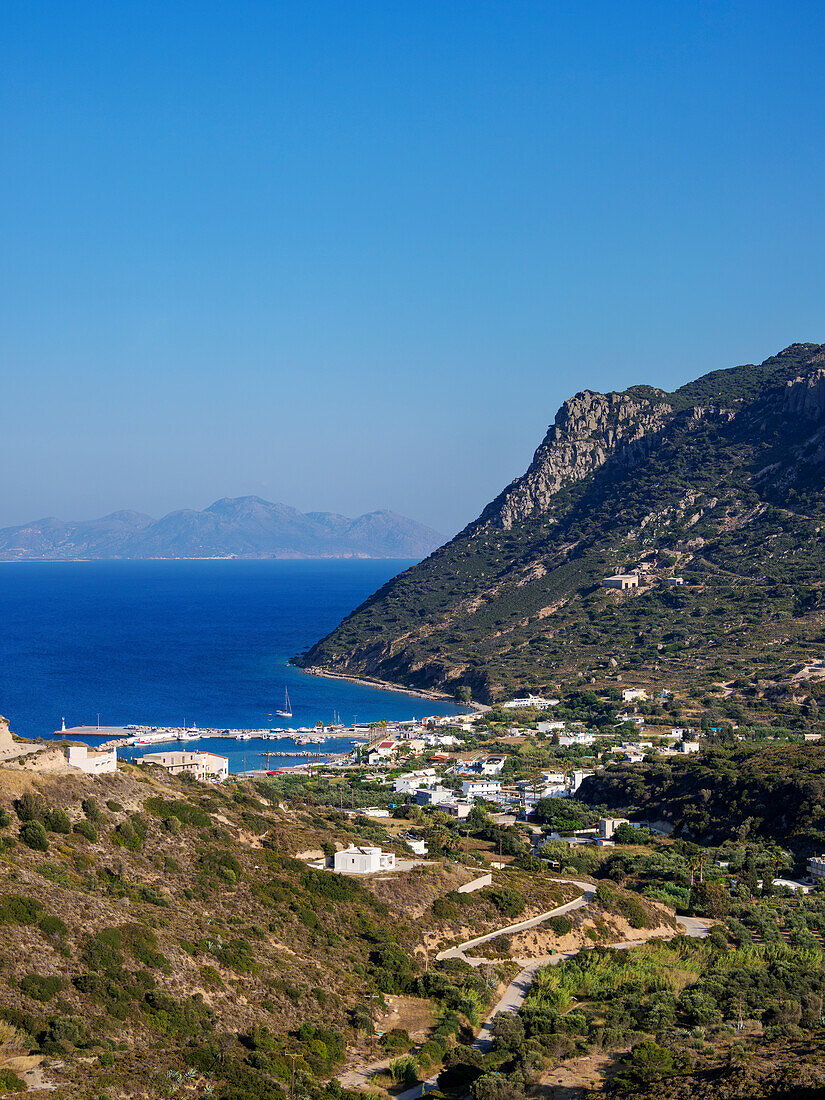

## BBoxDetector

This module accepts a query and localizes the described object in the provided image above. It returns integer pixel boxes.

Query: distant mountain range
[0,497,442,560]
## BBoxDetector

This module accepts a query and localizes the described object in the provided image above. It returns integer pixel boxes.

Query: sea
[0,559,465,772]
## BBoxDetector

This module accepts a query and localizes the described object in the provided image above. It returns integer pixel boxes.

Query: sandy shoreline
[295,663,486,712]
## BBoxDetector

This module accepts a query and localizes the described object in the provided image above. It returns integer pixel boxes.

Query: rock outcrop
[477,390,674,530]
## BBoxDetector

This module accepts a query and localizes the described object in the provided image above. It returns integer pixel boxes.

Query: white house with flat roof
[138,750,228,782]
[67,744,117,775]
[461,778,502,801]
[333,845,395,874]
[603,574,639,590]
[502,695,559,710]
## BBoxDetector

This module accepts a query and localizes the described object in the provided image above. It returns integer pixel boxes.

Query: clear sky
[1,2,823,536]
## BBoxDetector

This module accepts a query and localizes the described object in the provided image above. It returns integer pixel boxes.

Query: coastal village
[4,667,825,1098]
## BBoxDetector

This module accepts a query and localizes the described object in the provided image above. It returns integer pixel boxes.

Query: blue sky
[1,1,823,535]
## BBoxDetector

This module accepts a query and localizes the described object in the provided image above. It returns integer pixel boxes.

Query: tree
[490,1013,524,1053]
[614,1040,676,1087]
[689,880,730,918]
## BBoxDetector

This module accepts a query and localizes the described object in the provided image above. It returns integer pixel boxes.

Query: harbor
[52,723,374,776]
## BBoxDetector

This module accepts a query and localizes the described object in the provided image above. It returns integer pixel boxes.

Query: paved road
[362,881,711,1098]
[436,877,596,963]
[472,912,711,1053]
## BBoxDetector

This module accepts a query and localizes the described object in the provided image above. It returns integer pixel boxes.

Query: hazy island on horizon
[0,495,443,562]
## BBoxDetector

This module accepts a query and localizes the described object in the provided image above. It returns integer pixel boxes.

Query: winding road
[397,878,710,1097]
[435,877,597,964]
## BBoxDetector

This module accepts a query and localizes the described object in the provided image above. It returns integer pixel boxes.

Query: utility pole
[287,1053,298,1100]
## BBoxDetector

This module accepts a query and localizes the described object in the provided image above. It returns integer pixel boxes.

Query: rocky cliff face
[477,390,674,530]
[301,344,825,701]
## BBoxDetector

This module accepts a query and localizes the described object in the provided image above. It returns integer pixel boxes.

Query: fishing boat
[275,688,293,719]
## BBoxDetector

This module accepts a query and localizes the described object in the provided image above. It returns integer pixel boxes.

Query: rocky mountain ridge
[0,497,442,560]
[300,343,825,701]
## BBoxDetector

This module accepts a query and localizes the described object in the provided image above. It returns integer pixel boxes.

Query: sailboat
[275,687,293,719]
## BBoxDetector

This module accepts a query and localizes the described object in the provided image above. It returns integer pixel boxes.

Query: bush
[20,821,49,851]
[483,886,526,918]
[549,915,573,936]
[43,808,72,834]
[0,1069,25,1092]
[106,800,124,813]
[0,808,12,828]
[14,792,45,822]
[112,816,146,851]
[380,1028,412,1054]
[432,897,460,921]
[81,798,101,821]
[0,894,44,924]
[20,974,64,1001]
[39,914,68,938]
[144,797,210,827]
[73,820,98,842]
[389,1056,419,1088]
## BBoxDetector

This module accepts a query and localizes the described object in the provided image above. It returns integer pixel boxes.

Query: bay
[0,560,464,771]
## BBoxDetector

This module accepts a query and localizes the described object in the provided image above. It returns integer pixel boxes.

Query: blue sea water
[0,560,464,770]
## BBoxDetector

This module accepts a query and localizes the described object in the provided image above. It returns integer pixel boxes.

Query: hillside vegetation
[300,344,825,701]
[578,742,825,857]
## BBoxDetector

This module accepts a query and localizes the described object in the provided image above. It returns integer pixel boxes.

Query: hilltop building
[602,574,639,590]
[333,845,395,874]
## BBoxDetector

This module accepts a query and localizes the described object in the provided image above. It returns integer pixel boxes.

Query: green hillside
[299,344,825,702]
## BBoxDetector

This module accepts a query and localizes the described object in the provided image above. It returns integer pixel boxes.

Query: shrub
[389,1056,418,1088]
[0,894,44,925]
[112,816,146,851]
[0,1069,25,1092]
[19,821,49,852]
[106,800,124,813]
[549,915,573,936]
[0,808,12,828]
[14,792,46,822]
[432,897,460,921]
[43,809,72,834]
[144,797,210,827]
[38,914,67,938]
[380,1028,412,1054]
[199,965,224,991]
[81,797,101,821]
[20,974,64,1002]
[73,820,97,842]
[483,886,526,918]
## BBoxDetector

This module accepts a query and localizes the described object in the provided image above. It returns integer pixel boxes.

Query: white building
[622,688,648,703]
[67,744,117,775]
[395,768,438,793]
[461,778,502,801]
[667,576,685,586]
[138,750,229,782]
[502,695,560,710]
[808,857,825,884]
[437,801,471,818]
[569,770,594,793]
[537,721,565,733]
[333,845,395,874]
[602,574,639,590]
[402,835,428,856]
[599,816,630,839]
[479,755,507,775]
[676,740,700,754]
[558,733,595,747]
[414,786,453,806]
